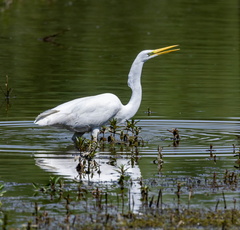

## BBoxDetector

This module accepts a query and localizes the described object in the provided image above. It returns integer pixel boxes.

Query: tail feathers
[34,109,59,124]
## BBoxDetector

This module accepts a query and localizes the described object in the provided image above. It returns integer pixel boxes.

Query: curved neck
[123,83,142,120]
[116,60,144,122]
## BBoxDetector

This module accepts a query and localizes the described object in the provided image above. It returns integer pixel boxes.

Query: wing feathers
[34,109,59,124]
[34,93,123,133]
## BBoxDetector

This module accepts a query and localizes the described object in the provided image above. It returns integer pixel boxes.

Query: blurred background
[0,0,239,122]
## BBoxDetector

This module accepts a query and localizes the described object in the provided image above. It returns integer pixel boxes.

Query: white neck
[115,59,144,122]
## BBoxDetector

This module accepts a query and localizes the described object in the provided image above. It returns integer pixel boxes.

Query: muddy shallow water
[1,119,240,226]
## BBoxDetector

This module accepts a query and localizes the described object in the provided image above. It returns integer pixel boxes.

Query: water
[0,0,239,227]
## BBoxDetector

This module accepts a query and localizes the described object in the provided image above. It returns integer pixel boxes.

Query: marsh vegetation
[0,0,239,229]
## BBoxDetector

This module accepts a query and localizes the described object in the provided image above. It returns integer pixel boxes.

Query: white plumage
[34,45,179,140]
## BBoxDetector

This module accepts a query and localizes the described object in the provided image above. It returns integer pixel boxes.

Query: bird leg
[91,128,100,142]
[72,132,85,142]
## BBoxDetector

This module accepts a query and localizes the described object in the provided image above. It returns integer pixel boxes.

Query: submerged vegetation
[1,170,240,229]
[1,120,240,229]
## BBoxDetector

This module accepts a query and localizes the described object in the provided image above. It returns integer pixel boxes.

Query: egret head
[139,45,179,62]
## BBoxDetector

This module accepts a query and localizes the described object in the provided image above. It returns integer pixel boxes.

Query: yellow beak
[148,45,180,56]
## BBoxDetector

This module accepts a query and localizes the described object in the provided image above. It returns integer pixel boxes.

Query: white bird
[34,45,179,140]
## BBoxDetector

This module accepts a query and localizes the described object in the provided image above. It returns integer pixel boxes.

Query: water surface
[0,0,239,227]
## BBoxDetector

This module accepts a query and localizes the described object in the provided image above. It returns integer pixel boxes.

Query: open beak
[148,45,180,56]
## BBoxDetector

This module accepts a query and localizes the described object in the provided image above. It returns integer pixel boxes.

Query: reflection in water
[35,153,142,211]
[0,0,239,227]
[0,119,239,203]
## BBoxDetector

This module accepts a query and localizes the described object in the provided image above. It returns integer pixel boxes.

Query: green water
[0,0,239,228]
[0,0,239,121]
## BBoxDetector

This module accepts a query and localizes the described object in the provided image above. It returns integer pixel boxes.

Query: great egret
[34,45,179,140]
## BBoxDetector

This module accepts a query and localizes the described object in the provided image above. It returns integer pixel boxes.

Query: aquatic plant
[168,128,180,140]
[0,183,6,229]
[76,154,100,181]
[32,176,64,195]
[140,184,149,204]
[1,75,12,100]
[147,107,152,115]
[73,121,144,182]
[125,119,140,134]
[75,137,100,180]
[3,163,240,229]
[0,183,6,208]
[99,125,107,141]
[115,164,130,190]
[124,119,144,146]
[223,170,238,187]
[95,119,145,149]
[176,182,183,205]
[168,128,180,146]
[75,137,98,154]
[0,183,6,198]
[109,118,120,138]
[153,146,164,172]
[28,203,240,229]
[207,144,215,158]
[107,156,117,166]
[234,147,240,169]
[48,176,64,192]
[156,188,163,209]
[0,212,8,230]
